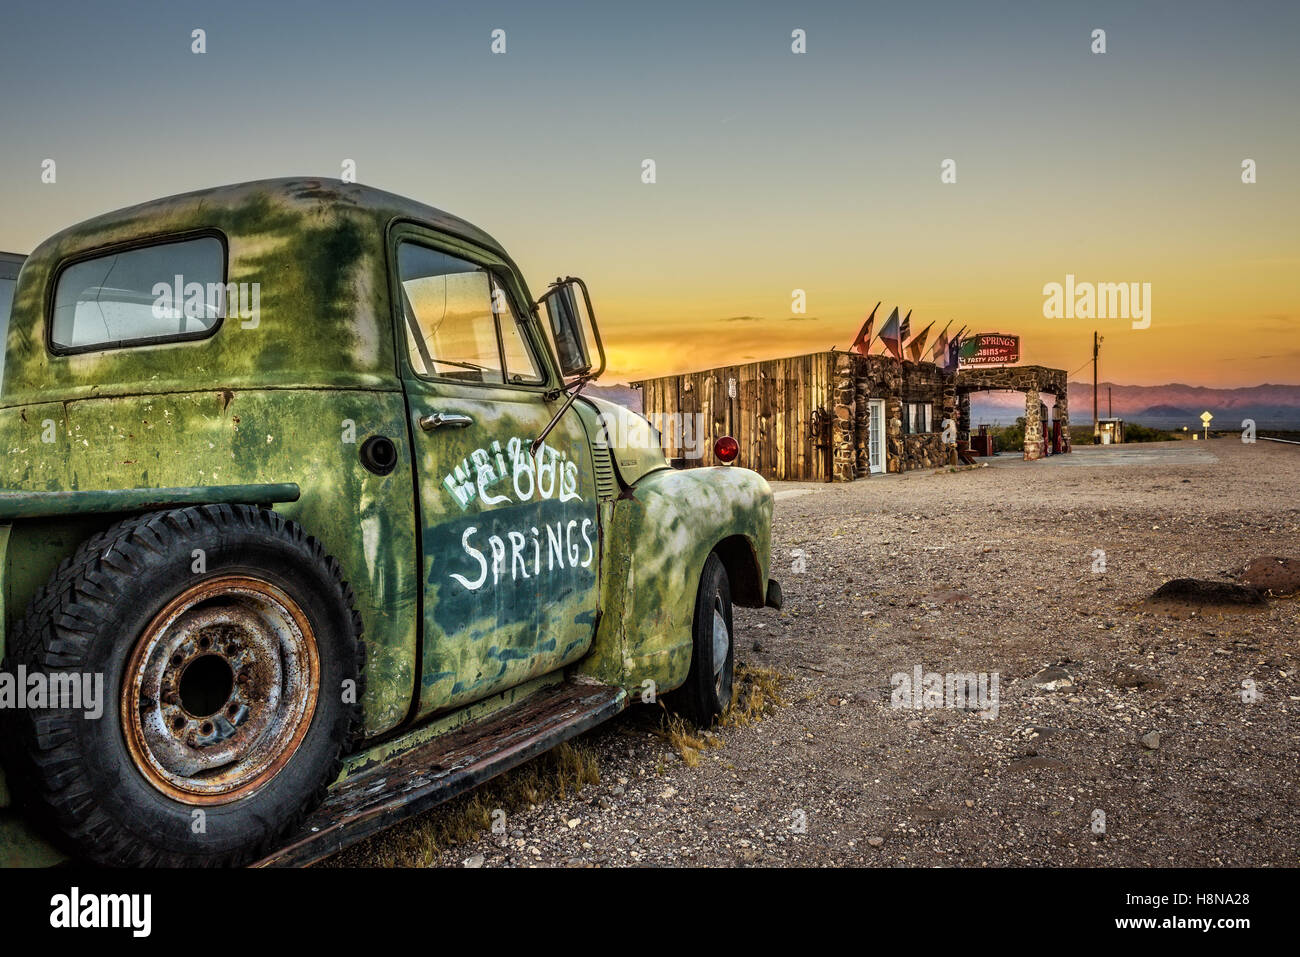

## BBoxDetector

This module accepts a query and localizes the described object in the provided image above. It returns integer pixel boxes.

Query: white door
[868,399,886,474]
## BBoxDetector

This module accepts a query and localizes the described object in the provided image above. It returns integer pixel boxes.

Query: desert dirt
[338,437,1299,867]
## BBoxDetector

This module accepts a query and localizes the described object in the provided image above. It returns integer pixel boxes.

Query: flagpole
[899,340,906,472]
[929,320,952,364]
[849,301,881,357]
[864,301,880,354]
[898,311,908,472]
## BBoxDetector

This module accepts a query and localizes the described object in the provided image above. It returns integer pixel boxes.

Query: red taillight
[714,435,739,464]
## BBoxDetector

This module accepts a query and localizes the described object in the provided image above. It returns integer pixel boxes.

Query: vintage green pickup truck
[0,179,777,867]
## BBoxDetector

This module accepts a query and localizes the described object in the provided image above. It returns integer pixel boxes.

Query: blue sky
[2,0,1297,384]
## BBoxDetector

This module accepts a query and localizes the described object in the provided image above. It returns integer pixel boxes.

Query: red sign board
[958,333,1020,366]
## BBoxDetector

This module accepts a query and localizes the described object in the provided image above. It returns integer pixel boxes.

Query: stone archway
[955,365,1069,460]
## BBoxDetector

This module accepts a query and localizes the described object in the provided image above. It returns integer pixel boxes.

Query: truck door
[391,231,600,719]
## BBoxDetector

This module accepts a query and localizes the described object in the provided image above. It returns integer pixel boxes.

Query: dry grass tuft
[325,739,600,867]
[720,663,788,728]
[652,663,790,763]
[654,710,724,766]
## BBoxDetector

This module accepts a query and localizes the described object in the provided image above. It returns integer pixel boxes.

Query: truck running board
[254,680,626,867]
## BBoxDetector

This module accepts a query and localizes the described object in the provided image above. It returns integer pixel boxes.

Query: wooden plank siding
[634,350,836,482]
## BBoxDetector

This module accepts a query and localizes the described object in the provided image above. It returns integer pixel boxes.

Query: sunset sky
[1,0,1296,387]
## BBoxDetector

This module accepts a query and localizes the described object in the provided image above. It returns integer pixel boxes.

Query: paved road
[982,440,1220,468]
[1041,442,1219,466]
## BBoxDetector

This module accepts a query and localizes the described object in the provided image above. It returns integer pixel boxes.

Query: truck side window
[0,274,15,395]
[50,236,225,353]
[490,275,544,385]
[397,242,541,386]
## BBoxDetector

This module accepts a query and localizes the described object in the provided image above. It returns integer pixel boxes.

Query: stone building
[954,364,1069,462]
[633,350,1067,482]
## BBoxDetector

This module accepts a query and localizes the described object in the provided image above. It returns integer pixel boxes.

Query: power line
[1066,356,1092,378]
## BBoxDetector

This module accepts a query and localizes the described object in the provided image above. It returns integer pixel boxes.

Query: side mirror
[539,277,605,382]
[529,277,607,456]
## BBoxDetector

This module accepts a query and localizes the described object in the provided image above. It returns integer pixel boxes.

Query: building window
[902,401,933,434]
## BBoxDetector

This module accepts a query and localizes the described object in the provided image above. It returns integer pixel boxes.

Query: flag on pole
[876,307,902,359]
[945,325,967,372]
[899,310,912,348]
[905,321,934,362]
[928,320,953,364]
[849,301,880,356]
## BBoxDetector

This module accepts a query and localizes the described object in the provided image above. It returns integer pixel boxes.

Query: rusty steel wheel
[6,504,362,867]
[123,576,321,804]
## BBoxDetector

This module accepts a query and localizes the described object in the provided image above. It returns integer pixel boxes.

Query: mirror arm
[530,275,606,456]
[570,277,606,381]
[531,375,592,457]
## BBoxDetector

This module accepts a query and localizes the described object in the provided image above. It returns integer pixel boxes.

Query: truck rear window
[50,236,225,352]
[0,273,16,394]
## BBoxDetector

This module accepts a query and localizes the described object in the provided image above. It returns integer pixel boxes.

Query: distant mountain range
[583,383,642,412]
[972,382,1300,429]
[1136,404,1193,417]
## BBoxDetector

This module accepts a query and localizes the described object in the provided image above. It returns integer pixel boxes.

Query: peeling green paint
[0,388,419,733]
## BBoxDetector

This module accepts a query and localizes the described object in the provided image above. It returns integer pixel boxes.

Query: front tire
[3,504,362,867]
[670,552,734,726]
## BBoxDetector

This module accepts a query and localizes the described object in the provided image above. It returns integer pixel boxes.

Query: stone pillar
[1056,392,1069,450]
[941,378,957,465]
[957,392,971,444]
[833,353,857,481]
[854,361,871,477]
[886,399,902,472]
[942,378,957,435]
[1023,388,1042,460]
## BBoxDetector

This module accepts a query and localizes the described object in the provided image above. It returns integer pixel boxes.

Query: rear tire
[669,552,734,727]
[2,504,362,867]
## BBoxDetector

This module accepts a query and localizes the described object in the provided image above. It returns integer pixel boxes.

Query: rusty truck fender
[575,464,774,695]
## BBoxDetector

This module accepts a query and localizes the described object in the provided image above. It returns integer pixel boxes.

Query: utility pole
[1108,386,1112,417]
[1092,331,1102,443]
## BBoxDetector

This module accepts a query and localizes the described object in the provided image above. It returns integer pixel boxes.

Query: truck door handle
[419,411,474,431]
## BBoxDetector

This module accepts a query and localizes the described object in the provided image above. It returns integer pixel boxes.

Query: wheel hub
[712,596,731,701]
[123,576,319,804]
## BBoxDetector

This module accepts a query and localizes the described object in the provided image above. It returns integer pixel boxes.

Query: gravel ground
[363,437,1300,867]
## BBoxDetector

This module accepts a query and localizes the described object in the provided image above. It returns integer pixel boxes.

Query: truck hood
[577,394,670,487]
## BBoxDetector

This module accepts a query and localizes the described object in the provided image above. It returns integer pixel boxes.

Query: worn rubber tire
[668,552,734,727]
[1,521,147,820]
[1,504,363,867]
